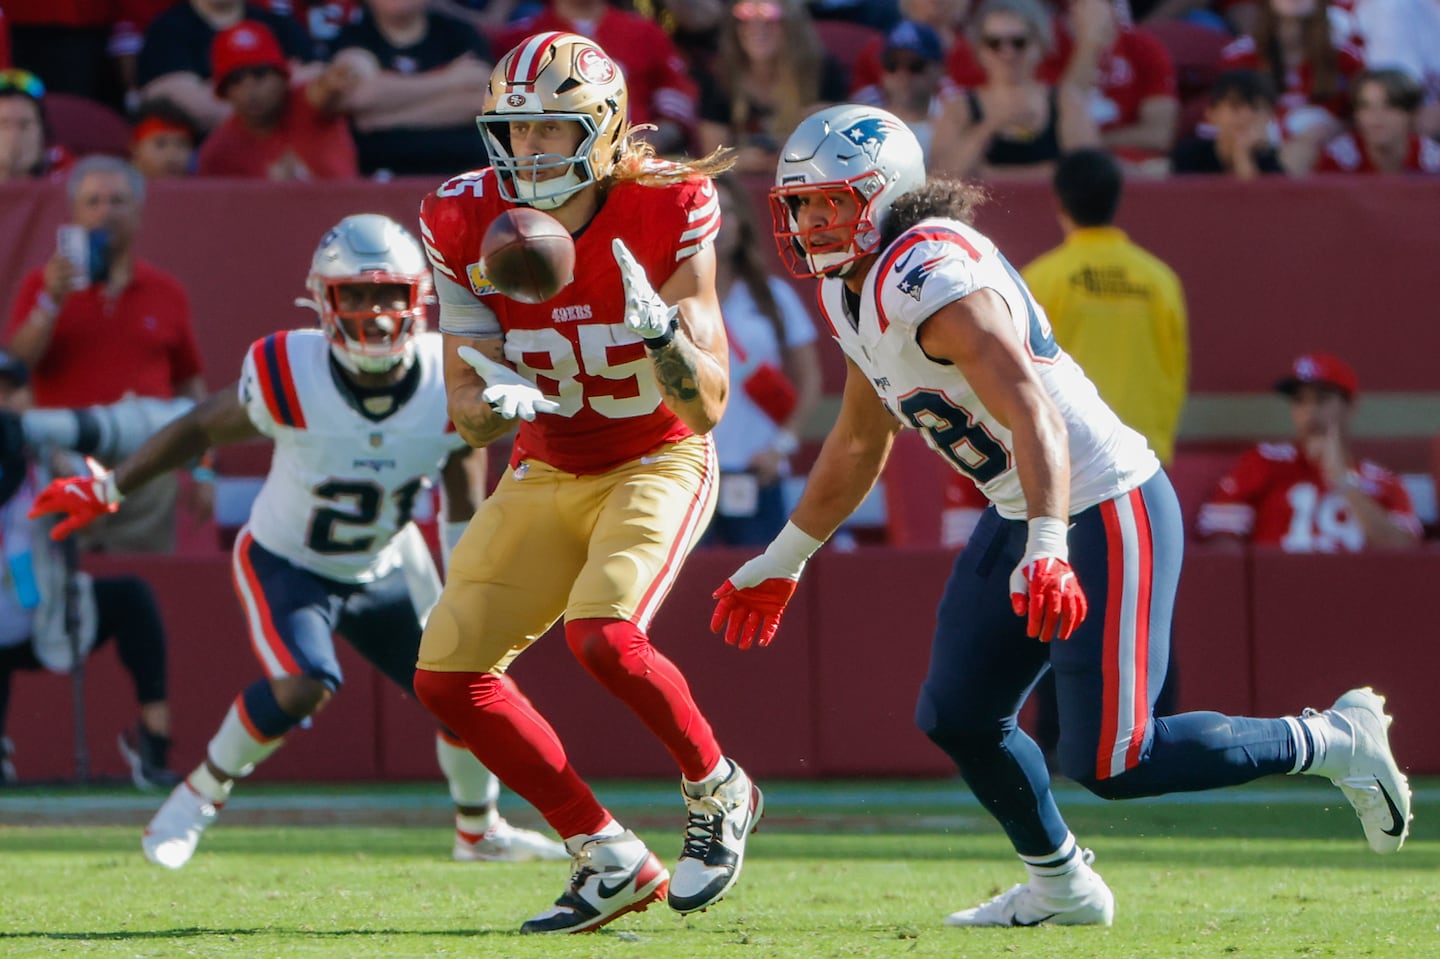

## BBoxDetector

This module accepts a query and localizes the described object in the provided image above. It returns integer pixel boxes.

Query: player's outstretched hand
[456,345,560,422]
[28,456,122,541]
[710,522,825,650]
[612,238,677,342]
[1009,556,1087,641]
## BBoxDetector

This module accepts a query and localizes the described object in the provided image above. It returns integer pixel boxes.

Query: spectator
[1220,0,1365,172]
[196,21,359,180]
[1023,148,1187,464]
[928,0,1100,179]
[0,69,71,183]
[0,352,177,790]
[429,0,544,33]
[697,0,850,174]
[137,0,316,133]
[705,173,823,547]
[4,156,207,554]
[1353,0,1440,136]
[808,0,905,29]
[1043,0,1181,166]
[1197,353,1422,551]
[1170,68,1287,176]
[854,19,953,163]
[1316,67,1440,172]
[329,0,493,177]
[849,0,983,98]
[493,0,699,155]
[129,98,199,179]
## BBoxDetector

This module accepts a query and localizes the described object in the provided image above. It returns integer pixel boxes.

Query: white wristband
[764,521,826,577]
[1024,516,1069,561]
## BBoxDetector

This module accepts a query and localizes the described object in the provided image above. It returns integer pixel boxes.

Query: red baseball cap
[1275,352,1358,401]
[211,21,290,94]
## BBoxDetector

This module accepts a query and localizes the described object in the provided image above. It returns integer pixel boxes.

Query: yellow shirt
[1023,227,1188,464]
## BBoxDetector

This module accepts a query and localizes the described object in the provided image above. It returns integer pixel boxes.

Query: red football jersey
[1196,442,1421,552]
[1219,37,1365,133]
[420,167,720,475]
[1315,132,1440,173]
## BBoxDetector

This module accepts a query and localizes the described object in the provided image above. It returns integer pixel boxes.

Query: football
[479,207,576,304]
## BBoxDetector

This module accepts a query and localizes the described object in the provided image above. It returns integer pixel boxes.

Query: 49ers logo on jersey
[576,48,616,85]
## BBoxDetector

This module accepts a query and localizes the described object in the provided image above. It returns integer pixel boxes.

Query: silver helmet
[302,214,431,374]
[769,104,926,278]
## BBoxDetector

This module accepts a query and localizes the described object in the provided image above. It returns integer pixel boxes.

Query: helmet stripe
[506,31,565,88]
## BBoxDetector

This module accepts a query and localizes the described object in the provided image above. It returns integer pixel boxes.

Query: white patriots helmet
[769,104,926,278]
[302,214,431,374]
[476,31,630,211]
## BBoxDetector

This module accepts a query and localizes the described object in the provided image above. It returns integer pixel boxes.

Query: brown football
[479,207,576,304]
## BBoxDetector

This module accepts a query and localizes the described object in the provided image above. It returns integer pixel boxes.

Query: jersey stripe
[1095,488,1153,779]
[231,528,303,679]
[677,190,720,260]
[506,31,565,87]
[254,332,307,429]
[632,437,718,630]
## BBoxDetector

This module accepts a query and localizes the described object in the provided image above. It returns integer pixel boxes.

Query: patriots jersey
[418,166,720,475]
[238,330,466,583]
[817,217,1159,520]
[1196,442,1421,551]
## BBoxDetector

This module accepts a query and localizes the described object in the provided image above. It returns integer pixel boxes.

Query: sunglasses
[982,34,1032,52]
[882,55,933,75]
[0,69,45,99]
[734,1,783,22]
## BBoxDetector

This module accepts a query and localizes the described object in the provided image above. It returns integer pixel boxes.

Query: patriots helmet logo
[896,254,944,301]
[839,116,904,163]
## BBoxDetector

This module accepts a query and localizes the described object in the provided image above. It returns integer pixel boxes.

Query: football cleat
[142,780,221,870]
[668,759,763,914]
[519,830,669,934]
[453,817,568,862]
[1302,686,1412,853]
[945,850,1115,927]
[117,725,180,791]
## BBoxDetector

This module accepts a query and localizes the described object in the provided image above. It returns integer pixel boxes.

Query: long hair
[716,0,825,145]
[1255,0,1339,103]
[714,172,787,347]
[878,179,989,250]
[608,127,736,186]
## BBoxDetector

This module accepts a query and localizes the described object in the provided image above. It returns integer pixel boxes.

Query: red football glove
[1009,556,1087,641]
[28,457,122,540]
[710,522,824,650]
[711,577,798,650]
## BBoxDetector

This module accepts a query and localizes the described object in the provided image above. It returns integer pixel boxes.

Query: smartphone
[56,224,89,290]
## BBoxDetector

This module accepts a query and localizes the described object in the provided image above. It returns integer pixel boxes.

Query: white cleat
[668,759,763,914]
[453,817,568,862]
[945,851,1115,928]
[142,781,220,870]
[520,830,669,934]
[1303,686,1412,853]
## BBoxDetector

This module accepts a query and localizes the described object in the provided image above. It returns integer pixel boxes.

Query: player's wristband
[642,312,681,351]
[763,521,826,579]
[1024,516,1070,562]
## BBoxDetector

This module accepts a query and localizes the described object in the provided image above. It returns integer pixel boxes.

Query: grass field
[1,777,1434,959]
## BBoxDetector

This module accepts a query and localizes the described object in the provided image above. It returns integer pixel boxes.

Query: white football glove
[612,238,678,342]
[456,346,560,422]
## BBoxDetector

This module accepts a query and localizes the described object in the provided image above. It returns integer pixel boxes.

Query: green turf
[0,778,1433,958]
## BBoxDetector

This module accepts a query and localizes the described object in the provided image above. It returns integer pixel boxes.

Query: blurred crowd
[1,0,1436,184]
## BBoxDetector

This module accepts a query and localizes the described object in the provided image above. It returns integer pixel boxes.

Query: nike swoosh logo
[1012,914,1057,927]
[597,857,647,899]
[729,814,749,841]
[1376,777,1407,837]
[893,249,917,274]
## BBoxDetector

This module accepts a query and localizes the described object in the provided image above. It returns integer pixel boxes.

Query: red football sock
[413,668,609,839]
[564,617,722,782]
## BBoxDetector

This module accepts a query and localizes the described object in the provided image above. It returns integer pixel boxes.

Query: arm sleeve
[433,271,500,337]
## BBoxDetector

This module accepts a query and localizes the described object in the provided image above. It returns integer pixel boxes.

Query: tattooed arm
[645,242,730,435]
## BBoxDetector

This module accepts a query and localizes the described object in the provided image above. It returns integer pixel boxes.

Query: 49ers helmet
[770,104,926,278]
[301,214,431,374]
[477,32,630,210]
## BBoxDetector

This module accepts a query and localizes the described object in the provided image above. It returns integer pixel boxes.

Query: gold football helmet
[477,32,631,210]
